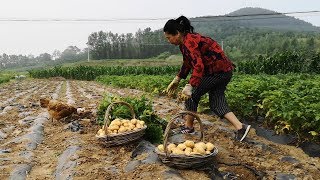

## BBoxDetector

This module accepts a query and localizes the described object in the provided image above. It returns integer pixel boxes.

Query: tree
[281,39,290,51]
[38,53,52,62]
[60,46,81,61]
[290,38,298,51]
[306,37,315,51]
[52,50,61,60]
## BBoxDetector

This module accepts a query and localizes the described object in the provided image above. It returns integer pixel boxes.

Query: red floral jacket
[177,33,234,87]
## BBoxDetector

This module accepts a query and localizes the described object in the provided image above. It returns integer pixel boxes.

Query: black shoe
[180,126,195,134]
[235,124,251,142]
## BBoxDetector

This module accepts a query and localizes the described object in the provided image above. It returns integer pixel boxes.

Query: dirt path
[0,79,319,180]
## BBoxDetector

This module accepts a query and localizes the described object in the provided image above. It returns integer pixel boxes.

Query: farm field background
[0,77,319,179]
[28,53,320,144]
[1,55,319,179]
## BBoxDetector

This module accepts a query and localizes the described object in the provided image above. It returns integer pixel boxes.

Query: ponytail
[176,16,194,34]
[163,15,194,35]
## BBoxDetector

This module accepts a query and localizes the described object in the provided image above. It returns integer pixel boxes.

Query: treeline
[221,29,320,61]
[87,28,179,60]
[0,46,87,70]
[86,25,320,61]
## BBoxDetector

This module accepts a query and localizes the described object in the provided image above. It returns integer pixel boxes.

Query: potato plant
[0,73,14,84]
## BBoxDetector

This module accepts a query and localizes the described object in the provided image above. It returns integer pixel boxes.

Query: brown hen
[40,98,77,122]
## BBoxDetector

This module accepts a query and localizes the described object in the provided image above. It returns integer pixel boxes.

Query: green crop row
[28,65,179,80]
[97,73,320,143]
[237,51,320,74]
[96,74,185,95]
[0,74,14,84]
[226,74,320,142]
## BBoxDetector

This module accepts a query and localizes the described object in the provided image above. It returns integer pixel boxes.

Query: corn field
[28,65,179,80]
[237,51,320,74]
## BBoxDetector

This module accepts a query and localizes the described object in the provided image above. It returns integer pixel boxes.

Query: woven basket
[96,101,147,147]
[155,111,218,169]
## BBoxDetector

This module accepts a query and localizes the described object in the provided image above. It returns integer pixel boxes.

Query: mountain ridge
[191,7,320,32]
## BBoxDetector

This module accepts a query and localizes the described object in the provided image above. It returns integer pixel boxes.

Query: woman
[164,15,251,142]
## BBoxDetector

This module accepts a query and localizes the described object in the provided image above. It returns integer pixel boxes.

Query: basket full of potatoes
[96,101,147,147]
[155,111,218,169]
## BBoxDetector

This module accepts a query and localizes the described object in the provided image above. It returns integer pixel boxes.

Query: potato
[130,118,138,125]
[184,147,192,156]
[192,147,197,152]
[206,142,215,151]
[172,148,184,155]
[198,148,206,155]
[113,118,121,123]
[139,120,145,126]
[195,142,207,150]
[185,147,192,152]
[118,126,127,133]
[184,140,195,148]
[206,150,211,154]
[185,151,191,156]
[129,124,135,130]
[157,144,164,152]
[190,151,200,155]
[110,120,121,126]
[108,125,119,131]
[136,123,142,129]
[176,150,185,155]
[193,147,206,155]
[133,127,139,131]
[177,143,186,150]
[167,143,176,152]
[121,119,130,124]
[170,147,177,154]
[109,131,117,135]
[97,129,106,136]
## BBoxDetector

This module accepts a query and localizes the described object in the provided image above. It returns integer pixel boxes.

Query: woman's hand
[179,84,192,101]
[165,76,180,97]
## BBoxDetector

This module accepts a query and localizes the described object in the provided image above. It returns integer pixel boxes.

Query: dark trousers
[185,71,232,118]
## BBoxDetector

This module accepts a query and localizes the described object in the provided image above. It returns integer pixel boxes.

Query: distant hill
[191,7,320,35]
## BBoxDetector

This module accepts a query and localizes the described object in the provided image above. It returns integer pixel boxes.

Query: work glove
[165,76,180,97]
[178,84,193,101]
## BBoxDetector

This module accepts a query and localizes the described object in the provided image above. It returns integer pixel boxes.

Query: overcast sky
[0,0,319,56]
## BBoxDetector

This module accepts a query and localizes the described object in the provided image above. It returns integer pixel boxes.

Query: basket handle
[163,111,204,157]
[103,101,136,132]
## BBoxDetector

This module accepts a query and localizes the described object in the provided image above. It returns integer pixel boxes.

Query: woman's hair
[163,15,194,35]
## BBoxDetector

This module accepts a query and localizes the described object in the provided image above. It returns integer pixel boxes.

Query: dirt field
[0,78,319,180]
